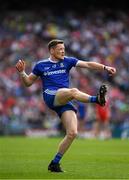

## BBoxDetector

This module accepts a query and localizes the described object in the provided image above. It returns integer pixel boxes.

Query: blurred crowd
[0,9,129,138]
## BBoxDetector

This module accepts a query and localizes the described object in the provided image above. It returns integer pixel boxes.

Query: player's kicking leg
[54,84,107,106]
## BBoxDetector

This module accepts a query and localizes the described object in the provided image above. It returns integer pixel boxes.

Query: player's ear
[50,48,54,55]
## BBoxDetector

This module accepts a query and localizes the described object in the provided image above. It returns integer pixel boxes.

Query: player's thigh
[61,110,78,134]
[54,88,73,105]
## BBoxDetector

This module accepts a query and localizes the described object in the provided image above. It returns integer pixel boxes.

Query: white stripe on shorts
[44,89,57,95]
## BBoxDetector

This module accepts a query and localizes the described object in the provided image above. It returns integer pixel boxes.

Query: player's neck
[49,56,59,62]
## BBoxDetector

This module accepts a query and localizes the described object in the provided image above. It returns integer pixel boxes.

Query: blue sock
[89,96,97,103]
[53,153,63,164]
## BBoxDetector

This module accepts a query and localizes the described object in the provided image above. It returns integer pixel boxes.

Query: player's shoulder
[34,59,52,68]
[64,56,76,61]
[64,56,78,64]
[36,58,50,65]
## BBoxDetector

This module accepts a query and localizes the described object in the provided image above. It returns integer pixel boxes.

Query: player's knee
[67,130,78,140]
[70,88,79,99]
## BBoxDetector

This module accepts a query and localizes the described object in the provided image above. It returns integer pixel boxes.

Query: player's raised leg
[54,88,93,105]
[54,85,107,106]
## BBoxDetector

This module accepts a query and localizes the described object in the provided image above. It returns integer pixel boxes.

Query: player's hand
[16,59,26,72]
[104,66,116,76]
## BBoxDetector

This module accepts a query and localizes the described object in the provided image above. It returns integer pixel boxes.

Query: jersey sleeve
[67,57,79,70]
[32,63,41,77]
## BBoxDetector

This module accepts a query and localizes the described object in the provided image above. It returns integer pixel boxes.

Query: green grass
[0,137,129,179]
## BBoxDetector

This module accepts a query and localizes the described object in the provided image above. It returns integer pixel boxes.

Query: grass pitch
[0,137,129,179]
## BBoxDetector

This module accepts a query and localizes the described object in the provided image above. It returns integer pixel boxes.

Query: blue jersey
[32,56,78,92]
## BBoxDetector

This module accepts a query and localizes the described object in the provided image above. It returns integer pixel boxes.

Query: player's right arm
[16,59,38,87]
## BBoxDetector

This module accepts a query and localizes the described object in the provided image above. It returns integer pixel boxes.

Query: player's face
[51,43,65,60]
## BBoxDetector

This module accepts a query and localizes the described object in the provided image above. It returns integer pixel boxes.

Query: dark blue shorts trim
[43,93,77,118]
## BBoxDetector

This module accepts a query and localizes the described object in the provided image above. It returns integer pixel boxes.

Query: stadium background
[0,0,129,139]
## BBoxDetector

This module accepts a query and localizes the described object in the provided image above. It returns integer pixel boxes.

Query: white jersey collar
[48,58,60,63]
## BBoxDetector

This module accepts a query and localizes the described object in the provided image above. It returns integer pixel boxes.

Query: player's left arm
[76,60,116,76]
